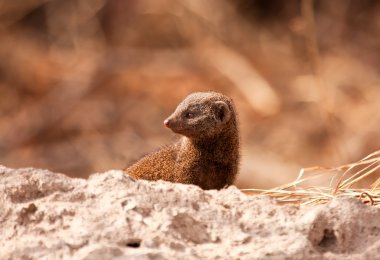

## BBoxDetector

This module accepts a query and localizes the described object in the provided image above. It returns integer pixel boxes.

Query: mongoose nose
[163,119,170,127]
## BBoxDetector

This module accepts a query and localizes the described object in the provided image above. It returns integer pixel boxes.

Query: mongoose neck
[186,119,239,163]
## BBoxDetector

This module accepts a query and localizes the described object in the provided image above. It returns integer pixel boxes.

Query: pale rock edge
[0,165,379,259]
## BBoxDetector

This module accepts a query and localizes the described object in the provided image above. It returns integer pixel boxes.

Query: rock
[0,165,379,259]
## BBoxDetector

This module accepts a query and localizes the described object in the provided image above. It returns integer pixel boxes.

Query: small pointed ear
[213,101,231,124]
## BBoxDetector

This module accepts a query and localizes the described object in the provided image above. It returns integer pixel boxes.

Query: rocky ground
[1,165,379,259]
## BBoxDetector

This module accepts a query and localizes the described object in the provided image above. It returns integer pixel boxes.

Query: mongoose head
[163,92,234,139]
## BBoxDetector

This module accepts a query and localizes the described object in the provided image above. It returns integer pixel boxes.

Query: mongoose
[125,92,240,190]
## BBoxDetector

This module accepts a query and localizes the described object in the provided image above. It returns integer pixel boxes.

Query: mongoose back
[125,91,240,190]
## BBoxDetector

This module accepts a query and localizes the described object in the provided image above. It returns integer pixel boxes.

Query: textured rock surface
[1,165,380,259]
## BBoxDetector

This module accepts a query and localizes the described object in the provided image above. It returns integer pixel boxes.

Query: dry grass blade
[241,150,380,208]
[372,177,380,191]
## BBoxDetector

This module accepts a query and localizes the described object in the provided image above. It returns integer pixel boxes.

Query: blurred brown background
[1,0,380,188]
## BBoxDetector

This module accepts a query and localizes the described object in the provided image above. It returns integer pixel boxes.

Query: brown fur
[125,92,240,190]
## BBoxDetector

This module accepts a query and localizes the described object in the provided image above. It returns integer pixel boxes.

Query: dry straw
[242,150,380,208]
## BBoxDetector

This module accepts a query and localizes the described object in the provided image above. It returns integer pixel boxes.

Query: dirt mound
[1,165,379,259]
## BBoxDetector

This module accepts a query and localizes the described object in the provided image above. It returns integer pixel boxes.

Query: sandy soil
[1,165,379,259]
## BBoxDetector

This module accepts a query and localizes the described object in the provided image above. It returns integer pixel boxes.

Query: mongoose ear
[214,101,231,124]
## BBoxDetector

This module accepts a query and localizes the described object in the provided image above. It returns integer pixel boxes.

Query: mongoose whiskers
[125,91,240,190]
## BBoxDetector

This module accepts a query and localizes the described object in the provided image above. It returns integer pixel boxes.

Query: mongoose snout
[125,91,240,190]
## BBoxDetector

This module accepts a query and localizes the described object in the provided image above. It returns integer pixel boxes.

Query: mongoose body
[125,92,240,190]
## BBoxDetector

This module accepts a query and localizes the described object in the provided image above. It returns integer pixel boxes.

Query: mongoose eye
[185,112,195,119]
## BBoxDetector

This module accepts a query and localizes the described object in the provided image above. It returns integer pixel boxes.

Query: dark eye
[185,112,194,119]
